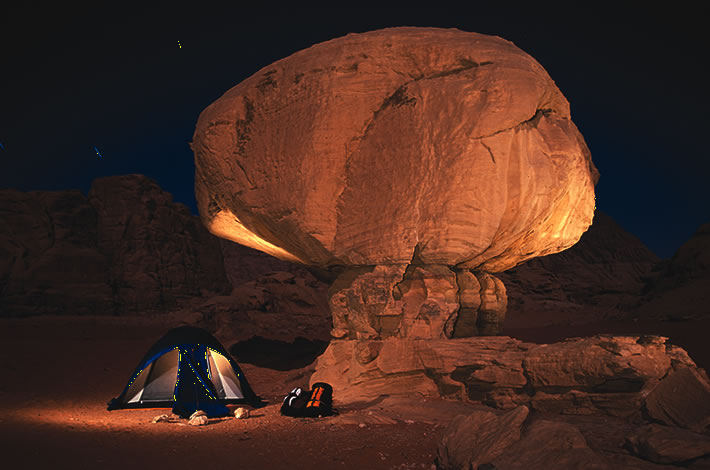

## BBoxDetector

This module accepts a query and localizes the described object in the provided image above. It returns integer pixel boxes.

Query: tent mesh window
[206,348,244,399]
[127,348,179,403]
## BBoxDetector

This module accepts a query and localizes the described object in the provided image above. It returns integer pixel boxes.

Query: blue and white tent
[107,326,263,418]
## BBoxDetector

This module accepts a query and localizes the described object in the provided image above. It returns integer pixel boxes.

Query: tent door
[127,348,179,403]
[207,349,244,399]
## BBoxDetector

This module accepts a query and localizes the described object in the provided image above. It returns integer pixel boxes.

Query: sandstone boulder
[436,406,529,470]
[437,408,612,470]
[192,27,598,340]
[192,27,597,271]
[644,361,710,434]
[489,419,610,470]
[625,423,710,465]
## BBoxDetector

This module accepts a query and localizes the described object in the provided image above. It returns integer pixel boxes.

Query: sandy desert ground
[2,315,708,469]
[0,316,454,469]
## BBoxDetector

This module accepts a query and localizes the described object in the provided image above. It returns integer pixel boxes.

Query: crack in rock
[480,141,496,164]
[471,108,554,141]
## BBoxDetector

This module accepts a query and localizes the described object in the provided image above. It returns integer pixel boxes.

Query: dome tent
[107,326,263,418]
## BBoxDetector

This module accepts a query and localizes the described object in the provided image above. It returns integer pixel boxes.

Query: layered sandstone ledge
[311,335,710,434]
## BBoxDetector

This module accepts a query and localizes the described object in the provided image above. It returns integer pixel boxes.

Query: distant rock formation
[184,240,332,344]
[186,270,332,345]
[220,239,311,287]
[0,188,114,315]
[0,175,229,316]
[192,27,598,340]
[499,211,660,327]
[635,223,710,321]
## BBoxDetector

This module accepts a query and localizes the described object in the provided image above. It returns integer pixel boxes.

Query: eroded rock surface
[436,405,529,470]
[625,423,710,465]
[328,264,508,340]
[437,407,612,470]
[644,359,710,434]
[311,335,710,430]
[489,419,611,470]
[0,175,229,316]
[192,27,598,337]
[0,189,113,315]
[187,270,332,345]
[192,27,597,270]
[89,175,230,313]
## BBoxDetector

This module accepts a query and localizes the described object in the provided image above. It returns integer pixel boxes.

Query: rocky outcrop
[437,406,611,470]
[311,335,710,430]
[436,405,529,470]
[636,222,710,321]
[497,217,710,326]
[658,223,710,282]
[625,423,710,465]
[192,26,598,338]
[186,270,332,345]
[328,264,508,340]
[487,418,611,470]
[644,354,710,434]
[498,211,660,327]
[89,175,230,313]
[0,175,229,316]
[220,238,318,287]
[0,189,114,316]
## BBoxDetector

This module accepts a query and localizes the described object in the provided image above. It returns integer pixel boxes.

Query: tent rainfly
[107,326,263,418]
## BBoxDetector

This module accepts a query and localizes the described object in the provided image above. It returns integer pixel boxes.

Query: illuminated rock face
[192,27,598,338]
[328,264,507,340]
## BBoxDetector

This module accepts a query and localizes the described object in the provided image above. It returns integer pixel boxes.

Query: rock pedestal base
[328,264,507,340]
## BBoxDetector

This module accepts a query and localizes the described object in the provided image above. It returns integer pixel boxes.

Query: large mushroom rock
[192,27,598,338]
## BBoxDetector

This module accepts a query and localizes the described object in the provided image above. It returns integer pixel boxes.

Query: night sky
[1,5,708,259]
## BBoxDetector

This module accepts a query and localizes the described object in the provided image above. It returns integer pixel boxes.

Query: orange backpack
[280,382,335,417]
